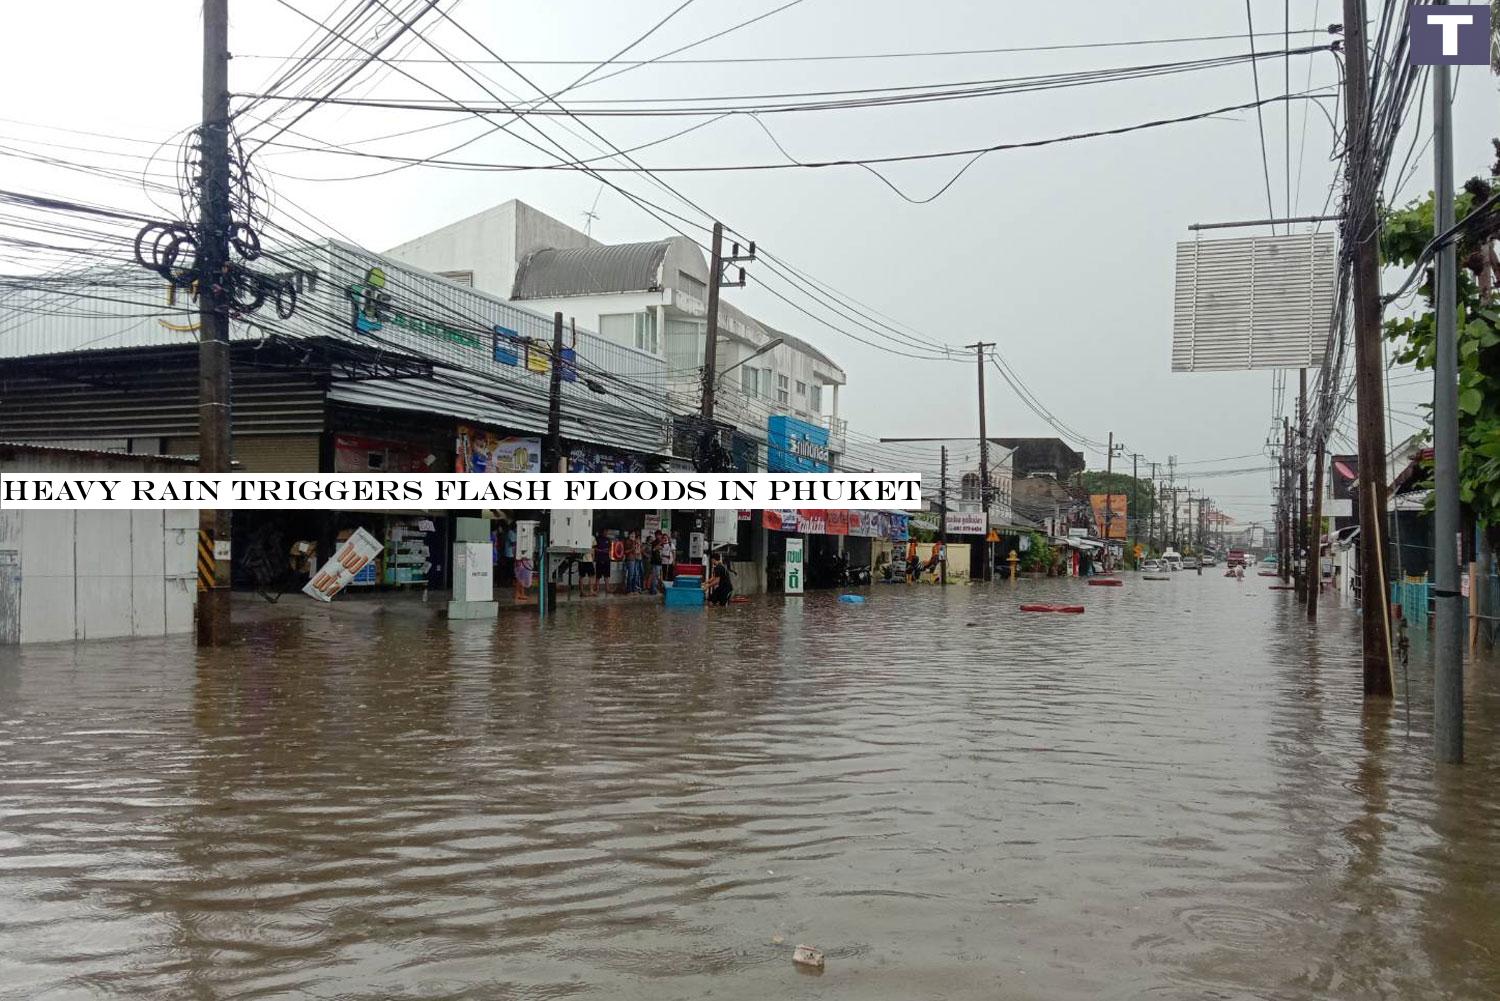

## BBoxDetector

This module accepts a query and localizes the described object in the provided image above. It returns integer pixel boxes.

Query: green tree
[1381,141,1500,532]
[1019,531,1054,573]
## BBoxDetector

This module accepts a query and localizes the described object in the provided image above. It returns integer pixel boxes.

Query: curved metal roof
[511,241,670,299]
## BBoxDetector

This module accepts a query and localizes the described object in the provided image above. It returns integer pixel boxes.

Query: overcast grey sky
[2,1,1493,522]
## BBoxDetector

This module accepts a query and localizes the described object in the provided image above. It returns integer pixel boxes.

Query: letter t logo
[1410,5,1491,65]
[1428,12,1474,54]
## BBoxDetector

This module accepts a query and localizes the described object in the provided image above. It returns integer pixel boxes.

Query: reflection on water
[1,578,1498,999]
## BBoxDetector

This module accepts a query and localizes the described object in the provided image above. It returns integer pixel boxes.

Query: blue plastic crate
[664,584,704,607]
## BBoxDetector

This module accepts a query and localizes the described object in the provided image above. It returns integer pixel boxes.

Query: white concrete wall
[0,509,195,644]
[384,200,599,299]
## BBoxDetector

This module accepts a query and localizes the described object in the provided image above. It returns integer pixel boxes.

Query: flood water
[2,575,1499,1000]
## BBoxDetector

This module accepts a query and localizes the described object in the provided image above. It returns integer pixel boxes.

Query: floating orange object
[1020,604,1085,614]
[1088,578,1123,587]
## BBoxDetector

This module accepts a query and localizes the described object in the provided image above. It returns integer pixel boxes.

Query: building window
[666,318,704,369]
[635,310,658,354]
[436,269,473,287]
[809,383,822,412]
[599,313,634,343]
[795,380,807,396]
[678,270,707,300]
[777,373,790,405]
[740,366,759,397]
[599,311,658,354]
[961,472,980,502]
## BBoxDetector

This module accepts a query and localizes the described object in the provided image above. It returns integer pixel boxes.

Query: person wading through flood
[704,552,734,606]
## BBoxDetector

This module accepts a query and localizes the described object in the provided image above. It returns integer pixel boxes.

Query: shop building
[0,238,670,595]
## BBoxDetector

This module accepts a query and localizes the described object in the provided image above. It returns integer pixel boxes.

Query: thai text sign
[785,537,804,594]
[767,415,831,473]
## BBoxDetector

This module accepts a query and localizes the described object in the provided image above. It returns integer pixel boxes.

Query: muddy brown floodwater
[2,576,1499,1000]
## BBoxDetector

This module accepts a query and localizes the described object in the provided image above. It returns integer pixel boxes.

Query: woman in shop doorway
[657,531,675,585]
[704,552,734,606]
[624,531,644,593]
[502,521,517,585]
[643,532,661,595]
[591,531,610,596]
[514,548,533,603]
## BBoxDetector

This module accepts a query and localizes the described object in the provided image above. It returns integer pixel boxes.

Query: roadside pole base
[447,600,499,620]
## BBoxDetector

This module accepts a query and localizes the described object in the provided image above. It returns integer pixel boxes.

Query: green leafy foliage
[1381,146,1500,529]
[1019,531,1054,572]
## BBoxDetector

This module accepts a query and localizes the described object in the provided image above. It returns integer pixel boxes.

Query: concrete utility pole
[1308,434,1325,620]
[1282,418,1293,583]
[1130,452,1141,549]
[536,311,566,621]
[544,312,565,473]
[700,222,725,424]
[1431,35,1463,763]
[1104,432,1122,568]
[1148,461,1159,555]
[966,341,994,581]
[1171,488,1179,551]
[1297,370,1309,601]
[939,445,949,587]
[1340,0,1394,697]
[196,0,233,647]
[697,222,752,560]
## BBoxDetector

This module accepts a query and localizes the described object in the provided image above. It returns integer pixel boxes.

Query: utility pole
[1431,32,1463,763]
[1171,488,1179,551]
[1167,456,1177,550]
[699,222,725,425]
[1182,490,1194,552]
[1340,0,1394,697]
[196,0,233,647]
[1148,461,1159,555]
[544,312,564,473]
[697,223,753,560]
[966,341,994,581]
[537,312,566,620]
[1282,418,1293,583]
[939,445,949,587]
[1296,370,1309,601]
[1104,432,1123,568]
[1308,433,1325,620]
[1130,452,1141,550]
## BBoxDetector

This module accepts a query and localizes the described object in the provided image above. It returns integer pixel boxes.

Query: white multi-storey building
[386,200,848,465]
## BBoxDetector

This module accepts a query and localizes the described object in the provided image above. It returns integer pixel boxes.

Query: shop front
[763,509,910,591]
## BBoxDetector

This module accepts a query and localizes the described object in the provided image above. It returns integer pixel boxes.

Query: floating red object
[1020,604,1085,614]
[1088,578,1124,587]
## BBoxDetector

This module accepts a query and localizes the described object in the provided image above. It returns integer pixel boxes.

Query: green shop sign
[348,267,481,349]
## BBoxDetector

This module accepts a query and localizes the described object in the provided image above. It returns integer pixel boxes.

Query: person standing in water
[704,552,734,606]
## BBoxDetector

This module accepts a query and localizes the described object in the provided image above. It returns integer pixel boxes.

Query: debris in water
[793,945,825,969]
[771,932,784,945]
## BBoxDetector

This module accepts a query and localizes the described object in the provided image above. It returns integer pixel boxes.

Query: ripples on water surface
[1,576,1498,999]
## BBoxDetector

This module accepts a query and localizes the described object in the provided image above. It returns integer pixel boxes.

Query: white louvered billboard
[1171,232,1336,371]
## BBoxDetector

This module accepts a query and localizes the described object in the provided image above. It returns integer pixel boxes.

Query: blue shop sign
[767,415,831,473]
